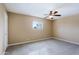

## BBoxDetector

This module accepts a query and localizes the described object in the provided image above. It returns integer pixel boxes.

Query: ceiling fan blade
[54,14,61,16]
[43,15,49,19]
[49,11,53,15]
[54,11,58,14]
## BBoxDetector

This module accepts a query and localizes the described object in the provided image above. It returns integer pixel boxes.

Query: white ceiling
[4,3,79,19]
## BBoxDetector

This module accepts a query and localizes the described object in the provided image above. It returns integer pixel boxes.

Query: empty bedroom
[0,3,79,55]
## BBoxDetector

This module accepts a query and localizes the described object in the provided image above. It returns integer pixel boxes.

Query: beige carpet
[5,39,79,55]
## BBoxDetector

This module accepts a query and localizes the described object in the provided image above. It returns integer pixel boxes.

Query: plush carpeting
[5,39,79,55]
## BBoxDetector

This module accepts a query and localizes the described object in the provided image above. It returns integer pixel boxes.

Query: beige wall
[0,4,8,54]
[8,12,52,44]
[8,11,79,45]
[52,14,79,44]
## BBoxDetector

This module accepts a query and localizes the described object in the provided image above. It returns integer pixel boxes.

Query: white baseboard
[0,50,6,55]
[0,45,8,55]
[9,37,53,46]
[0,51,5,55]
[51,37,79,45]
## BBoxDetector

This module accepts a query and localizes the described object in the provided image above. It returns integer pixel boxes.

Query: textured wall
[0,4,8,54]
[8,12,52,44]
[8,11,79,45]
[52,14,79,44]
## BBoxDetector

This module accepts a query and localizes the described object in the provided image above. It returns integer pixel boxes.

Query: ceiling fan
[44,10,61,20]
